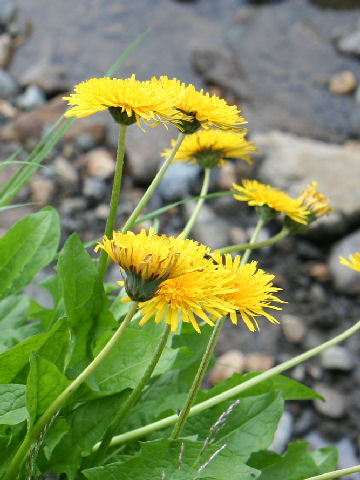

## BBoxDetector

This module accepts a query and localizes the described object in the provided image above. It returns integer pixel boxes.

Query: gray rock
[337,28,360,57]
[53,156,79,186]
[82,177,107,200]
[183,202,230,249]
[254,131,360,233]
[314,384,346,418]
[59,197,87,216]
[125,124,178,184]
[281,314,306,344]
[308,284,327,306]
[304,430,329,450]
[17,85,46,110]
[193,3,360,142]
[270,411,294,454]
[0,0,16,27]
[75,132,97,151]
[19,60,69,94]
[320,345,354,371]
[329,229,360,295]
[158,162,200,203]
[336,437,360,480]
[0,68,16,99]
[84,148,115,179]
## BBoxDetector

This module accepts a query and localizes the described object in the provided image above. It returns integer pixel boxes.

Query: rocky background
[1,0,360,476]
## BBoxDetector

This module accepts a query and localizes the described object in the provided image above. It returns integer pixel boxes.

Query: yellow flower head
[297,181,333,222]
[138,263,236,333]
[155,76,247,133]
[212,252,284,332]
[63,75,184,128]
[233,179,310,225]
[95,228,210,302]
[162,129,257,169]
[340,252,360,272]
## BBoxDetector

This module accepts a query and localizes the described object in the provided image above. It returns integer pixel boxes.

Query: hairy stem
[98,124,127,280]
[182,168,211,238]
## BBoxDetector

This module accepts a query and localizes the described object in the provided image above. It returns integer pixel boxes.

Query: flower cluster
[96,229,283,333]
[63,74,246,133]
[162,129,257,169]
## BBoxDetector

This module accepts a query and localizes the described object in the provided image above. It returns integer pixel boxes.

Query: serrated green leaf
[183,391,284,461]
[0,207,60,300]
[0,319,69,384]
[0,384,27,425]
[198,372,322,403]
[82,439,260,480]
[57,234,118,370]
[26,354,71,428]
[42,392,128,480]
[248,441,338,480]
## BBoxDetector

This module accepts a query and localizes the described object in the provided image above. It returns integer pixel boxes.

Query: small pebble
[17,85,46,111]
[59,197,87,216]
[337,438,360,480]
[53,156,79,185]
[320,345,354,371]
[84,148,115,179]
[30,176,55,205]
[329,70,357,95]
[0,67,17,99]
[82,177,107,200]
[314,384,346,419]
[281,314,306,344]
[208,349,246,385]
[245,353,275,371]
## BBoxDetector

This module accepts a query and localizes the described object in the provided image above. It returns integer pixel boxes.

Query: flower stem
[169,216,265,439]
[182,168,211,238]
[304,465,360,480]
[3,302,139,480]
[91,323,171,463]
[98,124,127,281]
[219,227,289,255]
[105,318,360,447]
[170,316,225,439]
[121,131,186,233]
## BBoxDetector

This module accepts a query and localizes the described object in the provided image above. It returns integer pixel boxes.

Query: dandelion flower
[340,252,360,272]
[212,252,284,332]
[233,179,310,225]
[297,181,333,222]
[95,228,211,302]
[162,129,257,169]
[156,76,247,133]
[63,75,183,128]
[138,264,236,333]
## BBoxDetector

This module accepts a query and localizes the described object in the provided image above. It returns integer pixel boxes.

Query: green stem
[219,227,289,255]
[241,217,265,264]
[98,124,127,280]
[304,465,360,480]
[104,318,360,447]
[170,316,225,439]
[91,324,171,462]
[121,131,186,233]
[3,302,139,480]
[169,215,266,439]
[182,168,211,238]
